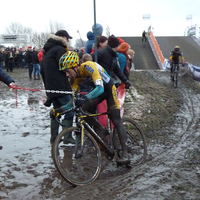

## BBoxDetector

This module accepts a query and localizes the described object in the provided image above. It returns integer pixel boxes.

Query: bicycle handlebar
[55,106,90,127]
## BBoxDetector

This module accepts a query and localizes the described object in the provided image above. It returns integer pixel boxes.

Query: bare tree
[74,39,87,48]
[3,21,73,48]
[48,20,66,34]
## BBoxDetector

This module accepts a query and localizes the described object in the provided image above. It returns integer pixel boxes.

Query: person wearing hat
[117,42,131,79]
[42,29,75,145]
[91,35,131,89]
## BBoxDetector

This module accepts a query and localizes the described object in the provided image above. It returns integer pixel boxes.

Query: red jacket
[37,51,43,62]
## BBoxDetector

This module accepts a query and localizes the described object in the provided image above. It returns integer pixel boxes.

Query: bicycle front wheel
[52,127,102,186]
[174,72,178,88]
[122,118,147,166]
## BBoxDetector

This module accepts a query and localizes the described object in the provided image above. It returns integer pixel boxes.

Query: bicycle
[171,63,182,88]
[52,98,147,186]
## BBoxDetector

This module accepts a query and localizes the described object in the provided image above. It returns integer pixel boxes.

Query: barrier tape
[12,86,73,94]
[10,86,74,108]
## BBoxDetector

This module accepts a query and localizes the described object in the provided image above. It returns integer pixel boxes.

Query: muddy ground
[0,68,200,200]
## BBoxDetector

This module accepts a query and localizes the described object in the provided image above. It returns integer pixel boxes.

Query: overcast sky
[1,0,200,45]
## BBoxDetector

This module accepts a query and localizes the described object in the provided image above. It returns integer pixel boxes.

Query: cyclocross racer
[50,51,131,165]
[169,45,185,78]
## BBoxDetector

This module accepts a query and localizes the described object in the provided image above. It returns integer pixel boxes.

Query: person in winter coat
[117,42,131,79]
[42,29,74,145]
[25,46,33,79]
[91,35,131,89]
[6,49,15,72]
[92,23,103,37]
[84,23,104,54]
[0,68,17,150]
[84,31,94,54]
[32,47,41,80]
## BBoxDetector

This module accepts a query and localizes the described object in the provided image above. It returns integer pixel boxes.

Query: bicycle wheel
[52,127,101,186]
[122,118,147,166]
[174,72,178,88]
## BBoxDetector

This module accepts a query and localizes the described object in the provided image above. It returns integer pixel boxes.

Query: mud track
[0,69,200,200]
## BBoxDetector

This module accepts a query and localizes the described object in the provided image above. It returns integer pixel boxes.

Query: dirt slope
[0,69,200,200]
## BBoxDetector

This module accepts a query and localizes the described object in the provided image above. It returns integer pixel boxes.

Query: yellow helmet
[174,45,180,51]
[59,51,79,70]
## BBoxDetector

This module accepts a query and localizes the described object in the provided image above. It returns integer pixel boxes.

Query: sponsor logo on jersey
[84,64,94,73]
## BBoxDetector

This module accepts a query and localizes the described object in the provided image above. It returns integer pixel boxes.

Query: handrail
[149,31,165,64]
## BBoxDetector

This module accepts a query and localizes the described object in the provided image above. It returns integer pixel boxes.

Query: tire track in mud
[58,72,200,200]
[1,69,200,200]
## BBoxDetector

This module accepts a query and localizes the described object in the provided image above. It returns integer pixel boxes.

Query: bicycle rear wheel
[122,118,147,166]
[52,127,101,186]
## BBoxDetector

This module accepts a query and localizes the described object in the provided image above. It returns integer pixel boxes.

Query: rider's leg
[82,99,109,138]
[170,64,173,78]
[109,109,130,164]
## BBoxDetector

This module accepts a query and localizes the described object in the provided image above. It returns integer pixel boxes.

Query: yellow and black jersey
[71,61,110,91]
[170,50,184,63]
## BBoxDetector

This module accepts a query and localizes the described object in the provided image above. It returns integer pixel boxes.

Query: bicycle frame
[75,109,115,159]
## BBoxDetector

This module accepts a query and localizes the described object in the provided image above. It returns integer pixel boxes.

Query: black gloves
[75,95,88,107]
[124,80,131,89]
[50,107,65,118]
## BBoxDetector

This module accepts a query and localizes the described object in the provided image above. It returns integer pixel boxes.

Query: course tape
[10,86,74,108]
[12,86,73,94]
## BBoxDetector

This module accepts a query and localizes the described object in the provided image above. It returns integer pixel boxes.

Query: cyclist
[142,30,147,43]
[50,51,131,165]
[170,45,185,78]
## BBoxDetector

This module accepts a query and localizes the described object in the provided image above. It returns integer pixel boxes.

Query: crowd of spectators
[0,46,43,79]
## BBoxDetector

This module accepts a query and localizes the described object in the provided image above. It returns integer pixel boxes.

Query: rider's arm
[85,83,104,100]
[181,56,185,64]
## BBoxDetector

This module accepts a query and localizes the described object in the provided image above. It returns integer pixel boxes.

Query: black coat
[25,51,33,64]
[0,53,4,62]
[42,34,71,99]
[91,45,128,83]
[0,67,14,85]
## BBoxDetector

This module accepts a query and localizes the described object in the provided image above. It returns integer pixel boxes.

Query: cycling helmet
[174,45,180,51]
[59,51,79,70]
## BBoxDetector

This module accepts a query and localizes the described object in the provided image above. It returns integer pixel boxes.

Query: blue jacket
[117,52,127,72]
[84,31,94,54]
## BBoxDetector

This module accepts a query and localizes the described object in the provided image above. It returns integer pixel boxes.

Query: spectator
[32,47,40,80]
[127,49,135,71]
[37,48,44,65]
[91,35,131,88]
[25,46,33,79]
[42,29,74,144]
[97,36,108,50]
[6,49,15,72]
[84,31,94,54]
[0,49,4,69]
[117,42,130,79]
[92,23,103,37]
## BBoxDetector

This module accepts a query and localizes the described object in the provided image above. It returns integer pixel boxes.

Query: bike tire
[52,127,102,186]
[122,118,147,166]
[174,72,178,88]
